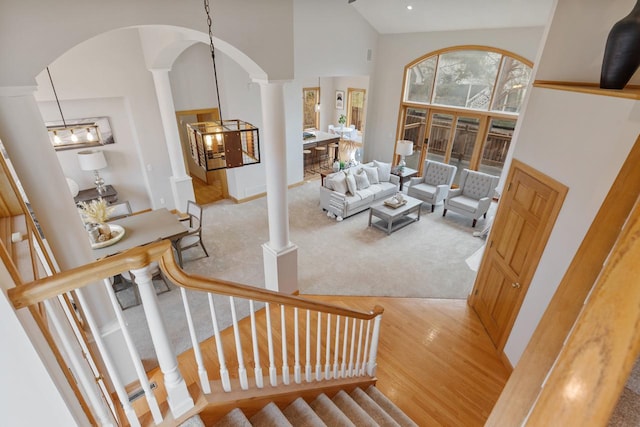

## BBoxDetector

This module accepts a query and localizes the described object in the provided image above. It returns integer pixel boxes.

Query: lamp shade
[396,140,414,157]
[77,150,107,171]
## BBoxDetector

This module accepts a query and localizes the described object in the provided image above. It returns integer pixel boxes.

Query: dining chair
[174,200,209,267]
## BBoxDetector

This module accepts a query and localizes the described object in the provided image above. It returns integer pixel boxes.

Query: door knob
[512,282,521,289]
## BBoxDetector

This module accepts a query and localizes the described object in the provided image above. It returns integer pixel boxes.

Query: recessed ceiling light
[407,5,413,10]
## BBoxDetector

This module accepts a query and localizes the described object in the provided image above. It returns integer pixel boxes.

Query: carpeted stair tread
[310,393,356,427]
[332,389,378,425]
[365,385,419,427]
[249,401,293,427]
[350,387,401,426]
[213,408,251,427]
[283,397,327,426]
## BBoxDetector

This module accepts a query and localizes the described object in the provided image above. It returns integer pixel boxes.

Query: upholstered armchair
[407,160,457,212]
[443,169,499,227]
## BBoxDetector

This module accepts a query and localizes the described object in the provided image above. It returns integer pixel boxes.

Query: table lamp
[78,150,108,194]
[395,140,414,171]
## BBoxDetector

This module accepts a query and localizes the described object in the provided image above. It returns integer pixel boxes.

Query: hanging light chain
[46,67,68,128]
[204,0,223,122]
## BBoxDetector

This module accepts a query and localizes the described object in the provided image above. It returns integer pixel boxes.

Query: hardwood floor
[192,175,223,206]
[135,296,509,426]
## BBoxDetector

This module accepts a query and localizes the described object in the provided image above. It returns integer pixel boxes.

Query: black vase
[601,1,640,89]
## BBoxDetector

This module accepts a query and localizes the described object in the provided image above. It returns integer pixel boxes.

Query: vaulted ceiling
[350,0,555,34]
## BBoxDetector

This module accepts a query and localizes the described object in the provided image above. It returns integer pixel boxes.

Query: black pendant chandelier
[186,0,260,171]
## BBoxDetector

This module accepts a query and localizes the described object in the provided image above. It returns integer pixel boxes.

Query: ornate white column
[131,265,194,418]
[149,68,195,212]
[257,81,298,294]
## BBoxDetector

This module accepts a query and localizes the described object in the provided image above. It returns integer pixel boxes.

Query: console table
[74,185,118,205]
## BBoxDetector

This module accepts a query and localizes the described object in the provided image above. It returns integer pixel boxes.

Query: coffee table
[368,195,422,235]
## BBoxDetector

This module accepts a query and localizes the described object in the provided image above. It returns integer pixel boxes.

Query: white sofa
[320,161,400,220]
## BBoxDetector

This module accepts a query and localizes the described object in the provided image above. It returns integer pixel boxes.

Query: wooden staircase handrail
[8,240,384,320]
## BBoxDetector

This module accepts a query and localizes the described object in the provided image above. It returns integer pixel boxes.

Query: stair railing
[9,239,384,426]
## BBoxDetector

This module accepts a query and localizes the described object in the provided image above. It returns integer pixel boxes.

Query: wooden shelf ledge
[534,80,640,100]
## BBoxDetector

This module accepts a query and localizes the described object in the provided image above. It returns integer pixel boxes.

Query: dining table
[92,208,189,259]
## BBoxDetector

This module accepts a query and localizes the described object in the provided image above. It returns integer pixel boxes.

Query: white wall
[170,43,218,111]
[34,29,169,210]
[0,264,87,426]
[502,0,640,364]
[365,27,545,163]
[535,0,639,84]
[0,0,294,86]
[503,88,639,362]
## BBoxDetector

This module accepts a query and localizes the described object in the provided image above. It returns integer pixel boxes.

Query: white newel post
[132,265,194,417]
[257,81,298,294]
[149,69,195,211]
[367,314,383,376]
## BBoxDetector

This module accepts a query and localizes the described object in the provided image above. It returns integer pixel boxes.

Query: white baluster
[132,265,194,417]
[44,298,118,427]
[315,312,322,381]
[265,303,277,387]
[367,314,383,376]
[249,300,264,388]
[333,315,340,379]
[355,319,364,378]
[207,293,230,391]
[324,314,332,380]
[305,310,312,382]
[361,320,371,376]
[281,305,290,385]
[340,317,349,378]
[73,289,139,426]
[294,308,301,384]
[348,318,357,377]
[229,297,249,390]
[179,288,210,393]
[103,278,163,422]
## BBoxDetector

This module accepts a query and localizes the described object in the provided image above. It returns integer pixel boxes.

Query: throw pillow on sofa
[362,166,380,184]
[374,160,391,182]
[355,168,370,190]
[344,170,357,195]
[330,171,348,195]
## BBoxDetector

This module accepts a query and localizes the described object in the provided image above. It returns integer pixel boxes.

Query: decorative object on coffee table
[601,0,640,89]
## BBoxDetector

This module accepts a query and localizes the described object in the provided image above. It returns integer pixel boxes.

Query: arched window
[396,46,533,184]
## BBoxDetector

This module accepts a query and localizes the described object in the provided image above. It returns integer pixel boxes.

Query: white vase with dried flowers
[78,198,115,242]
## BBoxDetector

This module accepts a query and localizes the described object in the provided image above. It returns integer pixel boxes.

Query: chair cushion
[362,166,380,184]
[408,182,437,200]
[447,195,480,213]
[374,160,392,182]
[344,192,373,211]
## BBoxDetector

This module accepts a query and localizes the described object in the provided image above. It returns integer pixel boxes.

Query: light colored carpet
[122,179,490,369]
[182,179,490,299]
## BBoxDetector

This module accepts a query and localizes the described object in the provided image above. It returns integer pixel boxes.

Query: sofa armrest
[388,174,400,187]
[320,186,346,216]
